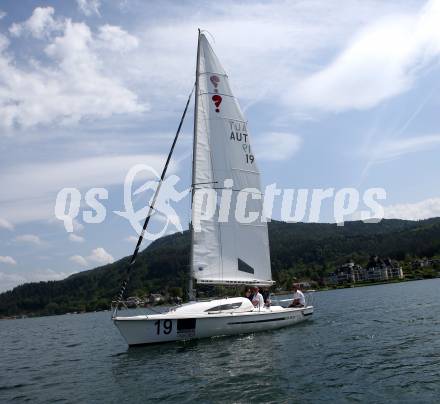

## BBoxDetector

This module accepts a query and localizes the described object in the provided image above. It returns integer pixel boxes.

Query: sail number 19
[154,319,173,335]
[245,154,254,164]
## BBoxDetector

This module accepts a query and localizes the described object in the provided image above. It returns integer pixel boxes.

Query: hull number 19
[154,319,173,335]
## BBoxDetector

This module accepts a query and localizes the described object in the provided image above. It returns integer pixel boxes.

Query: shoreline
[2,277,439,320]
[271,275,440,296]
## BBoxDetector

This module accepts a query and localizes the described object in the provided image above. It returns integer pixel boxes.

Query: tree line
[1,218,440,317]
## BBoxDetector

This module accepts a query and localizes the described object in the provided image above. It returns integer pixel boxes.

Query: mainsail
[191,32,273,286]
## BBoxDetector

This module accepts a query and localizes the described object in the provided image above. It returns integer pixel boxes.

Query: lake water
[1,279,439,403]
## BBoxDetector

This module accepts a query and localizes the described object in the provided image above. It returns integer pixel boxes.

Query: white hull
[113,298,313,346]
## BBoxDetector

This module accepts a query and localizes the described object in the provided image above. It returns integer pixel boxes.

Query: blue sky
[0,0,440,291]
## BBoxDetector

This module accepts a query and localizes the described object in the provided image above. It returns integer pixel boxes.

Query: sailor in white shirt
[289,284,305,308]
[251,286,265,310]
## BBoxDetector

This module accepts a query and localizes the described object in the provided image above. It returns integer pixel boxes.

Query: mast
[188,29,201,301]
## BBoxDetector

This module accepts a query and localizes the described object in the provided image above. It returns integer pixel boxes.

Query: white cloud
[9,7,62,38]
[29,268,72,282]
[88,247,114,265]
[294,0,440,112]
[0,218,14,231]
[72,219,85,233]
[49,217,85,233]
[125,236,138,243]
[1,11,145,129]
[0,256,17,265]
[92,0,412,118]
[15,234,42,245]
[0,153,173,224]
[69,247,114,267]
[254,133,302,161]
[0,272,26,292]
[1,2,424,130]
[96,25,139,52]
[0,268,74,292]
[370,134,440,162]
[76,0,101,17]
[68,234,85,243]
[70,254,88,266]
[384,197,440,220]
[0,10,6,20]
[0,32,8,52]
[2,197,64,227]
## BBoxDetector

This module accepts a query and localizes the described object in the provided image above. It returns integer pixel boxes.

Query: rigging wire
[112,84,195,318]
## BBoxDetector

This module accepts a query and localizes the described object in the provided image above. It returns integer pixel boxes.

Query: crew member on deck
[251,286,264,309]
[245,288,252,301]
[261,288,271,307]
[289,284,305,308]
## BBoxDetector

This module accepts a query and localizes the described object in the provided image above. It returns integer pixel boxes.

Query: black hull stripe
[128,339,177,347]
[228,317,287,325]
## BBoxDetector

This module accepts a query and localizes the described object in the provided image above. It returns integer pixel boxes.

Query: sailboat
[112,30,313,346]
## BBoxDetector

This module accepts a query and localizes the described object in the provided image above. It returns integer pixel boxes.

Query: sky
[0,0,440,292]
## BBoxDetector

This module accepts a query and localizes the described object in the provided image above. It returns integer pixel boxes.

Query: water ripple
[1,279,440,403]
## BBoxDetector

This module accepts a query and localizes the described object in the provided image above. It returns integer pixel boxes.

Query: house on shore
[149,293,164,304]
[327,256,403,285]
[412,258,440,269]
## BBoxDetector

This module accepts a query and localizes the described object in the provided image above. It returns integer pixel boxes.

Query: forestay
[191,33,273,286]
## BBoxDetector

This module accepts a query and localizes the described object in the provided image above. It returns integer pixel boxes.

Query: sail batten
[191,33,273,286]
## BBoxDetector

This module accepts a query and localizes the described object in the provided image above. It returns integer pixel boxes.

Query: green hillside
[1,218,440,317]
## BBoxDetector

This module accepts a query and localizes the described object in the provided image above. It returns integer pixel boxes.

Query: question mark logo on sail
[212,95,222,113]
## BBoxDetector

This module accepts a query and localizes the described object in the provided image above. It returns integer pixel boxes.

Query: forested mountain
[1,218,440,317]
